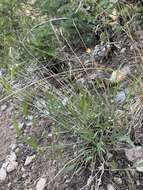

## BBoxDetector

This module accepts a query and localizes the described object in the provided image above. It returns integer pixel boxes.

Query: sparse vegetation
[0,0,143,189]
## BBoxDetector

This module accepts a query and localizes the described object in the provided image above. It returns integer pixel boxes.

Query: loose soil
[0,32,143,190]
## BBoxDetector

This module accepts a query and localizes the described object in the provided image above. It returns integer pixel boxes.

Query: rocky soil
[0,31,143,190]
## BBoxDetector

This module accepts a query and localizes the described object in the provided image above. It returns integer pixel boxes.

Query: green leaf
[25,136,38,151]
[118,135,134,147]
[12,114,21,135]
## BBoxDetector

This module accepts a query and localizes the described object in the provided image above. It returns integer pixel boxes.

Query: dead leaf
[110,66,130,83]
[86,48,92,54]
[108,21,118,26]
[109,9,118,21]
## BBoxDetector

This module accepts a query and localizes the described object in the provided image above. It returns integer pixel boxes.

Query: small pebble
[10,144,17,151]
[7,161,18,173]
[65,179,71,184]
[114,177,122,185]
[21,167,25,172]
[0,167,7,181]
[1,104,7,111]
[27,115,33,121]
[107,184,115,190]
[136,180,140,186]
[99,187,105,190]
[0,70,3,77]
[22,173,29,179]
[9,125,14,129]
[24,155,36,166]
[24,129,28,133]
[36,177,47,190]
[6,152,17,162]
[15,147,20,153]
[7,182,12,187]
[120,48,126,53]
[114,91,126,103]
[26,121,33,127]
[48,133,53,137]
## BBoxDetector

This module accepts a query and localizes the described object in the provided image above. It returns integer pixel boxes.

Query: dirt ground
[0,103,16,163]
[0,32,143,190]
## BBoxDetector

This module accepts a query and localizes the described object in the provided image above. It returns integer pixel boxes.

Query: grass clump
[0,0,142,188]
[41,84,125,161]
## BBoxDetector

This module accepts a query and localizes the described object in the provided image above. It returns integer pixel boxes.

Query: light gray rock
[92,43,111,62]
[125,147,143,162]
[7,161,18,173]
[36,177,47,190]
[7,182,12,187]
[21,167,25,172]
[10,144,17,151]
[6,152,17,162]
[107,184,115,190]
[120,48,126,53]
[114,91,126,103]
[114,177,122,185]
[0,167,7,181]
[1,104,7,111]
[24,155,35,166]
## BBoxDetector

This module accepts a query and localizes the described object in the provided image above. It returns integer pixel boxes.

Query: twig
[46,151,86,187]
[0,66,112,103]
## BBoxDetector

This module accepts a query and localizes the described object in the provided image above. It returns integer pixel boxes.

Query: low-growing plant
[37,84,126,161]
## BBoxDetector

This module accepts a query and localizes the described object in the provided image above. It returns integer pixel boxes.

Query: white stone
[7,182,12,187]
[6,152,17,162]
[2,162,9,168]
[62,97,68,106]
[22,173,28,178]
[9,125,14,129]
[21,167,25,172]
[27,115,33,121]
[120,48,126,53]
[48,133,52,137]
[107,184,115,190]
[114,177,122,185]
[0,167,7,181]
[10,144,17,151]
[7,161,18,173]
[26,121,33,127]
[24,155,35,166]
[36,177,47,190]
[1,104,7,111]
[114,91,126,103]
